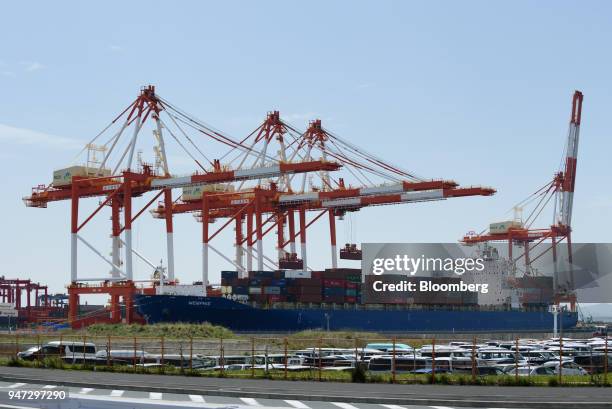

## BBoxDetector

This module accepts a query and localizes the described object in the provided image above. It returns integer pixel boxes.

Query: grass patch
[84,323,235,339]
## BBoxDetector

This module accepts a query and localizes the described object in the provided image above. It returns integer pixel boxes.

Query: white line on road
[189,395,205,402]
[110,390,124,397]
[382,405,406,409]
[285,400,311,409]
[0,403,37,409]
[332,403,360,409]
[79,388,94,394]
[42,385,56,389]
[149,392,163,400]
[7,383,26,389]
[240,397,261,406]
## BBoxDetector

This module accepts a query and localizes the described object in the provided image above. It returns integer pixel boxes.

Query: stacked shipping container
[220,268,363,304]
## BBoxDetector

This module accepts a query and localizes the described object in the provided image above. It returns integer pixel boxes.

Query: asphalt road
[0,367,610,409]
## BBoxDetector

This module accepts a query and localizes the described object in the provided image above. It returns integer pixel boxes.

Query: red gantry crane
[23,86,341,326]
[152,112,496,285]
[461,91,584,311]
[24,86,496,327]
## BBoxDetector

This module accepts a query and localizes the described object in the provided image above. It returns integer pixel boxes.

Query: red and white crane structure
[24,85,496,326]
[461,90,583,310]
[23,86,341,324]
[152,112,496,283]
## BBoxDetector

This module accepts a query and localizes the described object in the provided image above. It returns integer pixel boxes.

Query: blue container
[271,279,287,287]
[221,271,239,280]
[252,271,274,279]
[324,287,344,297]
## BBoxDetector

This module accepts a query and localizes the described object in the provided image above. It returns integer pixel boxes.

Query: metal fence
[0,334,609,385]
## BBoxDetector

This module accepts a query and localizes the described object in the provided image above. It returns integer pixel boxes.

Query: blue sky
[1,1,611,318]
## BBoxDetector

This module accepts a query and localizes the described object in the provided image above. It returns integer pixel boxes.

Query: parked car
[540,360,588,376]
[18,341,97,363]
[477,348,524,366]
[366,343,414,354]
[504,365,556,376]
[521,350,560,365]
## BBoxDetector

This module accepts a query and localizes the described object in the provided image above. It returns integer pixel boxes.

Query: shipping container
[232,286,248,295]
[489,220,523,234]
[298,286,322,295]
[295,278,322,286]
[323,287,345,297]
[267,295,287,303]
[284,270,311,279]
[297,294,323,303]
[221,271,239,280]
[323,279,345,288]
[250,271,275,279]
[346,274,361,283]
[263,286,281,295]
[52,166,112,187]
[270,279,286,287]
[182,184,234,202]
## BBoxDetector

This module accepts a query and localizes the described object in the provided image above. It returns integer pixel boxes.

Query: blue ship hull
[135,295,578,333]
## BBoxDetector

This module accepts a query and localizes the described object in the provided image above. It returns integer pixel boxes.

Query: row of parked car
[15,336,611,376]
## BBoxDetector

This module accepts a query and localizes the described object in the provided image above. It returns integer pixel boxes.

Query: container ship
[135,268,578,333]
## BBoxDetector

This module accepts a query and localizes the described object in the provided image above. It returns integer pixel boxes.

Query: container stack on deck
[221,268,362,304]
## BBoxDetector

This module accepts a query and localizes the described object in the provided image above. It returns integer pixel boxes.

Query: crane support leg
[70,183,79,283]
[235,213,245,276]
[329,209,338,269]
[277,212,285,260]
[288,209,297,255]
[202,195,209,296]
[247,207,254,272]
[111,198,121,278]
[164,189,175,280]
[123,177,133,281]
[299,207,307,269]
[255,194,264,271]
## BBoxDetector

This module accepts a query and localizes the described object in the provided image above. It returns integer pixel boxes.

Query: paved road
[0,380,474,409]
[0,367,610,409]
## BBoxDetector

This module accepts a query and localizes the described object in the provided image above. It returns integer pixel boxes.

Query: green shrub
[351,366,367,383]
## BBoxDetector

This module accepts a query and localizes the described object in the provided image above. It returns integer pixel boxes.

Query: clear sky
[1,1,610,317]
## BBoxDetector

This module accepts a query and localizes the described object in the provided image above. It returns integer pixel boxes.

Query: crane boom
[559,90,583,228]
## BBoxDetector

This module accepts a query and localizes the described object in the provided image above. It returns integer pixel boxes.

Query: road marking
[382,405,406,409]
[332,403,360,409]
[240,397,261,406]
[430,407,455,409]
[7,383,26,389]
[110,390,124,397]
[149,392,163,400]
[0,403,37,409]
[79,388,94,394]
[42,385,57,389]
[285,400,311,409]
[189,395,206,402]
